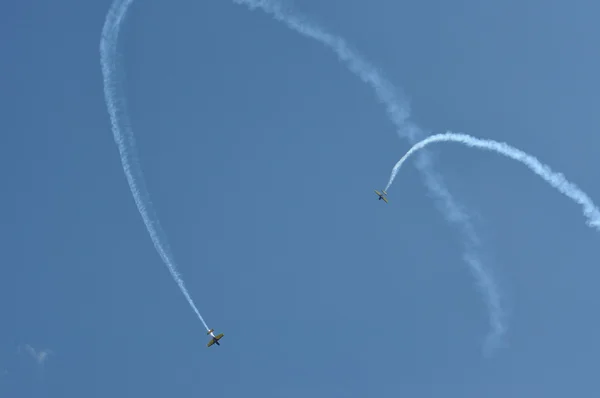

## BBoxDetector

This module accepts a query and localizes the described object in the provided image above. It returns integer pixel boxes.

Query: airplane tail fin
[207,329,214,335]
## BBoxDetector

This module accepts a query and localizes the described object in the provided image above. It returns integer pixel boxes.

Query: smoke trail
[386,132,600,230]
[234,0,505,351]
[100,0,210,330]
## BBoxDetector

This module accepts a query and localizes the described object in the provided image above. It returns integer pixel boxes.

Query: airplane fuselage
[374,189,388,203]
[207,330,224,347]
[209,333,220,346]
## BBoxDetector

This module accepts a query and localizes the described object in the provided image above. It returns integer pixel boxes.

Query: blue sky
[2,0,600,396]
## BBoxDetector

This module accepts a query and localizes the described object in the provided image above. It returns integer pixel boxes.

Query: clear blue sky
[2,0,600,396]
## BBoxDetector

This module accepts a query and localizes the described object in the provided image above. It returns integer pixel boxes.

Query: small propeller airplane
[374,189,389,203]
[206,329,224,347]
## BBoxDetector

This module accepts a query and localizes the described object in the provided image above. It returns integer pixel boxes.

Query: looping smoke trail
[386,132,600,230]
[101,0,210,330]
[234,0,505,352]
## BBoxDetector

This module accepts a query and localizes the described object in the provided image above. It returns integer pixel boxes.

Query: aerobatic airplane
[207,329,224,347]
[374,189,389,203]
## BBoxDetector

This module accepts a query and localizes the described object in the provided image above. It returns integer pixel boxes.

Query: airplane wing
[215,333,224,340]
[374,190,381,195]
[207,339,215,347]
[382,197,388,203]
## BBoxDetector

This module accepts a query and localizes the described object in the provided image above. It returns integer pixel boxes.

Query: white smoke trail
[100,0,210,331]
[386,132,600,230]
[234,0,506,351]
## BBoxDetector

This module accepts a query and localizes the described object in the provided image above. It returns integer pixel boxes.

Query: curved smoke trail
[386,132,600,230]
[234,0,505,351]
[100,0,209,330]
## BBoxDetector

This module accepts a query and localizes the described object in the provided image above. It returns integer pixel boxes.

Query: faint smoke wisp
[21,345,52,366]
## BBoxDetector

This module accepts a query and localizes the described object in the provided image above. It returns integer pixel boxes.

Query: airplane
[206,329,224,347]
[374,189,389,203]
